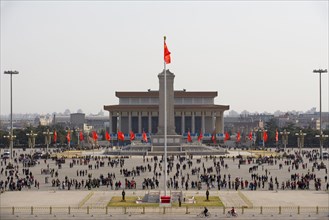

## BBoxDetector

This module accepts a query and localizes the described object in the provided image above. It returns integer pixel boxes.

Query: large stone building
[103,70,229,137]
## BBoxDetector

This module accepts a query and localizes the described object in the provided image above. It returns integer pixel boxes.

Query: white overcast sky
[0,1,328,116]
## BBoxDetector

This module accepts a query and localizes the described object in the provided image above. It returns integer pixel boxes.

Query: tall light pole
[313,69,328,160]
[4,70,19,160]
[43,129,53,158]
[75,128,80,147]
[280,129,290,151]
[315,131,328,161]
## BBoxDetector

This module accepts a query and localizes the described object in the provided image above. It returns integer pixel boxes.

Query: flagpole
[163,36,168,196]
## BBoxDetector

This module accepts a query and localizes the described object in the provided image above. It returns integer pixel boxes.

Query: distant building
[70,113,85,129]
[52,114,108,131]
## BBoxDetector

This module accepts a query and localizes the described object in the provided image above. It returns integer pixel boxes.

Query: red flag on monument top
[105,131,111,141]
[130,131,135,141]
[164,36,171,64]
[187,131,192,142]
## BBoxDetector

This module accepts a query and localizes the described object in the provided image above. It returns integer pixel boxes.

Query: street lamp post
[26,130,37,159]
[280,129,290,151]
[75,128,80,147]
[313,69,328,160]
[295,130,306,152]
[315,131,329,161]
[43,129,53,158]
[4,70,19,160]
[3,134,16,161]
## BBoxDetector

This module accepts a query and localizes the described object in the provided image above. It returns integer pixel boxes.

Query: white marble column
[181,111,185,134]
[215,111,224,133]
[211,111,215,131]
[138,112,142,133]
[192,112,195,133]
[109,111,112,134]
[201,111,205,134]
[118,112,122,131]
[148,112,152,133]
[128,112,132,132]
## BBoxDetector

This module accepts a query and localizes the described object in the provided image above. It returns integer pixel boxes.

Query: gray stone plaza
[0,147,328,220]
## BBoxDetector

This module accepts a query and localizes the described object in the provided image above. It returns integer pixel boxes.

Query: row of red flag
[186,130,277,144]
[55,130,279,144]
[52,130,149,143]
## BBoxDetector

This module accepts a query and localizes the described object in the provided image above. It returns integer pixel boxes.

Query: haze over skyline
[1,1,328,116]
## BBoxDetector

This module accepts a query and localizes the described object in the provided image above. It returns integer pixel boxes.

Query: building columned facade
[103,70,230,136]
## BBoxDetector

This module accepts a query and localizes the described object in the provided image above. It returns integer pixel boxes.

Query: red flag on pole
[92,131,98,141]
[118,131,125,141]
[263,131,268,142]
[142,131,148,142]
[164,37,171,64]
[130,131,135,141]
[105,131,111,141]
[275,129,278,142]
[53,131,57,143]
[79,131,84,141]
[187,131,192,142]
[224,132,230,141]
[249,131,253,141]
[66,131,71,143]
[211,131,216,143]
[197,130,203,142]
[237,132,241,142]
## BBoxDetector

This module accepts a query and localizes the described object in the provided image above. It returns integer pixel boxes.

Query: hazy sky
[1,1,328,116]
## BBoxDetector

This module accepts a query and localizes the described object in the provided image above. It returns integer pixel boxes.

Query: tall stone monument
[152,69,182,150]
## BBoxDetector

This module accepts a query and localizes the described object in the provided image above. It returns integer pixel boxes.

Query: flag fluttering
[197,130,203,142]
[187,131,192,142]
[164,36,171,64]
[224,132,230,141]
[236,132,241,142]
[79,131,84,141]
[53,131,57,143]
[263,131,268,143]
[211,131,216,144]
[92,131,98,141]
[275,129,279,142]
[105,131,111,141]
[249,131,253,141]
[130,131,135,141]
[118,131,125,141]
[142,131,148,142]
[66,131,71,143]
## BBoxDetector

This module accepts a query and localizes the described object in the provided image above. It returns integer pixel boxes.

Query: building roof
[115,90,218,98]
[104,104,229,112]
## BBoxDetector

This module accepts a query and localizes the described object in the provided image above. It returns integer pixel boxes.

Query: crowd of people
[0,148,328,194]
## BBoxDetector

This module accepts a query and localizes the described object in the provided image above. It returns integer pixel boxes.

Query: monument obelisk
[151,69,182,150]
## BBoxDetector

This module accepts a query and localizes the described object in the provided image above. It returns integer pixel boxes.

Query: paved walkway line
[78,191,94,208]
[238,190,253,208]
